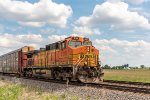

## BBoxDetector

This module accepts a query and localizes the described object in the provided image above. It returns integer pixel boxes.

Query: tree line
[102,64,150,69]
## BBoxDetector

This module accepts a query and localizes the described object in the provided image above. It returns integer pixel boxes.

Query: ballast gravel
[1,75,150,100]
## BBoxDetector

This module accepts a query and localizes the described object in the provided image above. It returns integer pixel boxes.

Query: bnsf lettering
[80,54,95,58]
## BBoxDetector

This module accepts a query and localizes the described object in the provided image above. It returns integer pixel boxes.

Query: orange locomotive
[25,36,104,83]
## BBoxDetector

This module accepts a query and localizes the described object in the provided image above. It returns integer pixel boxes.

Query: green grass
[44,94,67,100]
[0,84,23,100]
[0,77,5,80]
[0,81,81,100]
[103,69,150,83]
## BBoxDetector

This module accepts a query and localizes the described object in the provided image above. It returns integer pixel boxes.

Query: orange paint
[32,36,100,68]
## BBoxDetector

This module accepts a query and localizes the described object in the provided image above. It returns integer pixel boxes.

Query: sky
[0,0,150,67]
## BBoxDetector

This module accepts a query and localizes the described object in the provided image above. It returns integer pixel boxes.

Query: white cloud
[48,35,67,43]
[0,0,72,28]
[94,38,150,66]
[0,34,23,48]
[126,0,145,5]
[40,28,56,34]
[70,33,84,37]
[16,34,43,43]
[0,33,67,55]
[76,1,150,32]
[73,26,101,35]
[0,33,43,48]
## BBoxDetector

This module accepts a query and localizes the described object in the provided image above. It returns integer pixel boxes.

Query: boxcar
[0,46,34,74]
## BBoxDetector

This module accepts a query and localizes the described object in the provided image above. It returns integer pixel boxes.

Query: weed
[44,94,60,100]
[86,96,91,100]
[0,77,5,80]
[0,84,23,100]
[59,94,65,100]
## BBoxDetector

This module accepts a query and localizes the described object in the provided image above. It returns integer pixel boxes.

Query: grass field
[103,69,150,83]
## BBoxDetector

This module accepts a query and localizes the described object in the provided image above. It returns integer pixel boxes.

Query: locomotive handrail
[73,56,86,78]
[75,56,86,68]
[74,57,82,65]
[74,53,88,67]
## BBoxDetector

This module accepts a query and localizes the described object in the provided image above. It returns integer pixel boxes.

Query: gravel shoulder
[0,75,150,100]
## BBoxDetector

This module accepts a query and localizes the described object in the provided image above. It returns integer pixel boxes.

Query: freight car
[24,36,104,83]
[0,46,34,75]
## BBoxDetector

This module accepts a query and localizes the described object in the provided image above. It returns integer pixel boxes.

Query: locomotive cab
[66,37,99,67]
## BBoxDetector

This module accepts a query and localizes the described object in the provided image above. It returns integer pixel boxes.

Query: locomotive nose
[78,46,96,67]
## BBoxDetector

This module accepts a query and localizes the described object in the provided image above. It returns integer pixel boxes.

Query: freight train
[0,36,104,83]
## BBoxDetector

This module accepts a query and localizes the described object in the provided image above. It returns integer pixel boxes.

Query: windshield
[83,42,92,46]
[69,41,82,47]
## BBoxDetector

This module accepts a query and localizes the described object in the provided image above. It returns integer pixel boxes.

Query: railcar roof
[0,46,32,57]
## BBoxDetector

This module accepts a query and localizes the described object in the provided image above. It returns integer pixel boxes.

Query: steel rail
[104,80,150,86]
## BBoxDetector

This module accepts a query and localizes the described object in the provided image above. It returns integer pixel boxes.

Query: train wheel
[77,67,102,83]
[77,75,96,83]
[26,70,32,78]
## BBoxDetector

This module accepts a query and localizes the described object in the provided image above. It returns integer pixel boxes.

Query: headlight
[87,47,90,52]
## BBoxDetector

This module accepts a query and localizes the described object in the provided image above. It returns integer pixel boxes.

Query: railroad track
[20,77,150,94]
[1,74,150,94]
[90,83,150,94]
[104,80,150,86]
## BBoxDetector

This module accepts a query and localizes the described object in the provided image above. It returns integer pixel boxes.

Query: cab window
[83,42,92,46]
[69,41,82,47]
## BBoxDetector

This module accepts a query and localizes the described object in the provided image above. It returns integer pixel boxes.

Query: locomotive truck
[0,36,104,83]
